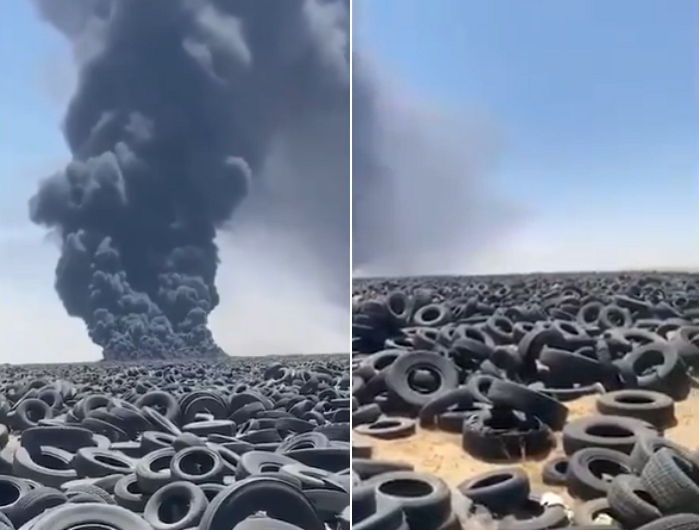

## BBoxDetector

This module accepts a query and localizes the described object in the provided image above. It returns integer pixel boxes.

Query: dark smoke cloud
[352,60,521,276]
[29,0,349,360]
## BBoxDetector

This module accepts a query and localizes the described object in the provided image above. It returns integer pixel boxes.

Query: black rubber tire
[143,481,208,530]
[353,498,406,530]
[487,380,568,430]
[20,426,95,455]
[135,447,175,494]
[562,415,657,455]
[113,473,149,512]
[418,387,475,427]
[170,446,224,484]
[618,342,691,400]
[197,476,324,530]
[26,502,153,529]
[457,467,529,514]
[607,474,662,528]
[641,447,699,513]
[597,389,675,428]
[566,447,632,500]
[0,475,32,515]
[498,494,569,530]
[542,456,568,486]
[73,448,134,478]
[2,486,67,528]
[354,418,416,440]
[12,446,77,488]
[462,408,554,461]
[635,514,699,530]
[353,484,376,523]
[64,483,116,505]
[10,399,52,431]
[369,471,451,530]
[539,347,608,386]
[352,458,414,480]
[352,404,382,426]
[572,497,622,527]
[385,352,459,413]
[629,435,692,474]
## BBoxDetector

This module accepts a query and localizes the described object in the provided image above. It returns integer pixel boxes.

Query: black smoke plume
[29,0,349,360]
[352,60,520,276]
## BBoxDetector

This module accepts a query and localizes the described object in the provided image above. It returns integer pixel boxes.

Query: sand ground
[355,389,699,506]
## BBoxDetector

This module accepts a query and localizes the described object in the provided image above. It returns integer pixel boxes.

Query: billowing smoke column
[29,0,349,360]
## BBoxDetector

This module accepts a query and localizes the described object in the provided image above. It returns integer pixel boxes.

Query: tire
[597,390,675,428]
[562,415,656,455]
[641,448,699,513]
[542,457,568,486]
[25,502,153,530]
[629,435,692,474]
[73,448,135,478]
[0,475,32,515]
[2,486,67,528]
[572,498,621,527]
[63,483,116,505]
[197,476,324,530]
[143,481,208,530]
[354,418,416,440]
[539,347,608,386]
[607,474,662,528]
[462,409,554,461]
[369,471,451,530]
[618,342,691,400]
[135,447,175,494]
[352,458,414,480]
[12,446,77,488]
[170,446,224,484]
[487,380,568,430]
[20,426,95,455]
[113,474,149,512]
[385,352,458,413]
[353,484,376,523]
[457,467,529,514]
[352,404,382,426]
[566,447,632,500]
[10,399,52,431]
[635,514,699,530]
[418,388,475,427]
[498,494,569,530]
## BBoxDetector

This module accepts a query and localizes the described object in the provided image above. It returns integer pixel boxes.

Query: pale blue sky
[357,0,699,273]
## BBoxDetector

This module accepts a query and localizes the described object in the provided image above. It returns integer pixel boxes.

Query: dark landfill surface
[0,355,350,529]
[352,272,699,530]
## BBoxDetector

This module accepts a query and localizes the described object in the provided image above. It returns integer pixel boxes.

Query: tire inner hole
[407,368,440,394]
[588,459,627,482]
[379,479,433,498]
[586,424,633,438]
[0,483,20,506]
[158,494,190,523]
[180,452,215,475]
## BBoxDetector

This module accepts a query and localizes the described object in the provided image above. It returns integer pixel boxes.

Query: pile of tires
[352,273,699,451]
[0,356,350,529]
[352,273,699,529]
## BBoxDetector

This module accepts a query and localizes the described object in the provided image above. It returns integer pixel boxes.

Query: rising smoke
[29,0,349,360]
[352,61,520,276]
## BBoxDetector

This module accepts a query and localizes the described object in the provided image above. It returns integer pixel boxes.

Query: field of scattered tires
[0,355,350,529]
[352,273,699,529]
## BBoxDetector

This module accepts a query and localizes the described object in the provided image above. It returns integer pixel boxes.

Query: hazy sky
[357,0,699,274]
[0,1,347,363]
